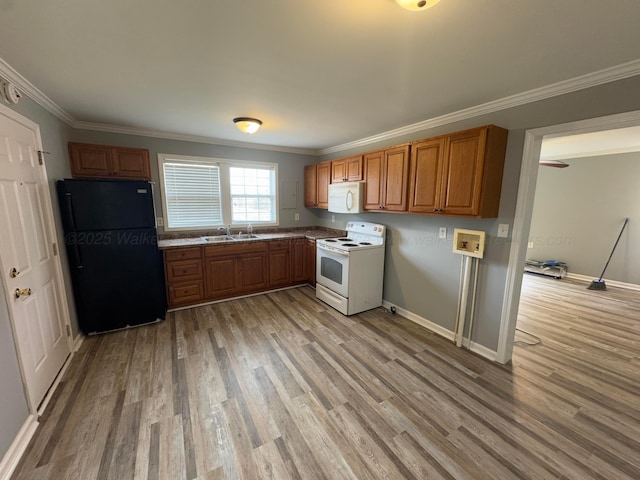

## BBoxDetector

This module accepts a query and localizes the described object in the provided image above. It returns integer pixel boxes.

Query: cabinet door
[331,159,347,183]
[408,138,445,213]
[316,161,331,209]
[292,239,306,283]
[305,240,316,285]
[332,156,362,183]
[204,256,239,299]
[346,156,363,181]
[112,147,151,180]
[68,143,112,178]
[238,253,269,292]
[304,164,318,207]
[363,150,384,210]
[269,247,291,287]
[382,145,410,212]
[440,128,486,216]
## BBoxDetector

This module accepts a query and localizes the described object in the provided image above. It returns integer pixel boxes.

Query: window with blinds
[158,154,278,231]
[163,162,223,228]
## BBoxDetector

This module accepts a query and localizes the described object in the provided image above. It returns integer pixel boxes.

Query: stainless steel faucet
[218,225,231,235]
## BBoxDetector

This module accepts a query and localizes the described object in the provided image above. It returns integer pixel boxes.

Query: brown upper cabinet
[68,142,151,180]
[408,125,508,217]
[331,155,363,183]
[363,145,410,211]
[304,161,331,208]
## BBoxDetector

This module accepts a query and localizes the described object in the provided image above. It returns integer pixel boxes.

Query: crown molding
[320,59,640,156]
[71,121,319,156]
[0,58,75,125]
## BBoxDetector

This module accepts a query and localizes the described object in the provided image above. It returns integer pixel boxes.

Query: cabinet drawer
[166,259,202,283]
[168,282,204,306]
[165,247,202,262]
[268,239,291,251]
[204,241,268,257]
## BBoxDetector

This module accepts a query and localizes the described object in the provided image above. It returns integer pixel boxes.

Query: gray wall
[66,130,319,233]
[529,152,638,284]
[317,74,640,352]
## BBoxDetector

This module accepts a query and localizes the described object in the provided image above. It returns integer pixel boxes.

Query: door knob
[10,267,20,278]
[15,288,32,299]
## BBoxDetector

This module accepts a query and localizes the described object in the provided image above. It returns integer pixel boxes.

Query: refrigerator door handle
[62,193,77,231]
[70,243,83,269]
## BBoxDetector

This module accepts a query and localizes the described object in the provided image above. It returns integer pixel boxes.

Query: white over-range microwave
[327,181,364,214]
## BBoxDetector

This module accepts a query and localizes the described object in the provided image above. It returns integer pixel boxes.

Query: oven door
[316,244,350,298]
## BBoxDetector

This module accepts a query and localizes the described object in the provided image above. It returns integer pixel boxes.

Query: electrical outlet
[439,227,447,239]
[528,242,534,249]
[156,217,164,227]
[331,215,335,223]
[497,223,509,238]
[294,213,299,221]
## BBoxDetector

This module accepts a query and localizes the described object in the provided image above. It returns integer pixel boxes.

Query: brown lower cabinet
[164,247,205,307]
[164,238,315,308]
[204,242,269,299]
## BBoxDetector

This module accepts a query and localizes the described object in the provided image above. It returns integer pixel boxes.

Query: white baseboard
[73,333,84,352]
[566,273,640,292]
[0,415,38,480]
[382,300,497,362]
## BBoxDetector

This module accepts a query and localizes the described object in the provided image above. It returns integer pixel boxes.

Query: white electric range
[315,221,386,315]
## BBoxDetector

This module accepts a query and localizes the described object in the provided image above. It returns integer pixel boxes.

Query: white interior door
[0,106,71,411]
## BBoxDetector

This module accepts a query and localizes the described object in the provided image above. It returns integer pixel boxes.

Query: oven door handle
[317,244,349,256]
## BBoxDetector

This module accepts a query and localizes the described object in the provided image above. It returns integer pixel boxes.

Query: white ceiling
[540,126,640,161]
[1,0,640,152]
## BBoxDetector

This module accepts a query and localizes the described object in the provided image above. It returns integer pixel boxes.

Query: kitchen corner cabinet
[363,145,410,211]
[304,161,331,208]
[331,155,363,183]
[409,125,508,217]
[68,142,151,180]
[164,247,204,307]
[305,239,316,286]
[292,239,307,283]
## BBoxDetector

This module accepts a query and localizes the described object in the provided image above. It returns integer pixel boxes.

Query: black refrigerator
[57,178,167,335]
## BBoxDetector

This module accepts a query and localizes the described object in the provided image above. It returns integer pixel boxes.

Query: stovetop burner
[337,238,352,241]
[342,243,358,247]
[325,239,338,242]
[359,242,372,245]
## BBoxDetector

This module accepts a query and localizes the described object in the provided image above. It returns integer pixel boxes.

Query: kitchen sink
[201,235,235,242]
[230,234,260,240]
[201,234,261,242]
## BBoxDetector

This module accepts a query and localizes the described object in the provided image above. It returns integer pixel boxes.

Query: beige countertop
[158,228,343,250]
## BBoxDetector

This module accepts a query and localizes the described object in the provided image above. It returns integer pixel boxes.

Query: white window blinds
[162,162,223,228]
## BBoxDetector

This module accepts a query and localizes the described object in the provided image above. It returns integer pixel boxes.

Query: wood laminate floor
[12,276,640,479]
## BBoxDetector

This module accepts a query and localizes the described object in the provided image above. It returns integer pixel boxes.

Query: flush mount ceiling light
[233,117,262,134]
[395,0,441,11]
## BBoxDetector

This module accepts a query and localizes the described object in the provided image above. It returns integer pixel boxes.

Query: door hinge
[66,324,72,337]
[52,243,58,256]
[37,150,50,166]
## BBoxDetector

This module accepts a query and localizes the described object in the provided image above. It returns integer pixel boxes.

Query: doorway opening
[496,110,640,363]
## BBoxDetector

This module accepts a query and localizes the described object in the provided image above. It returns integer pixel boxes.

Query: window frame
[158,153,279,232]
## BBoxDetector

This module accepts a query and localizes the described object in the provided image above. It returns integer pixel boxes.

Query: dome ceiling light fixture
[233,117,263,134]
[395,0,441,11]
